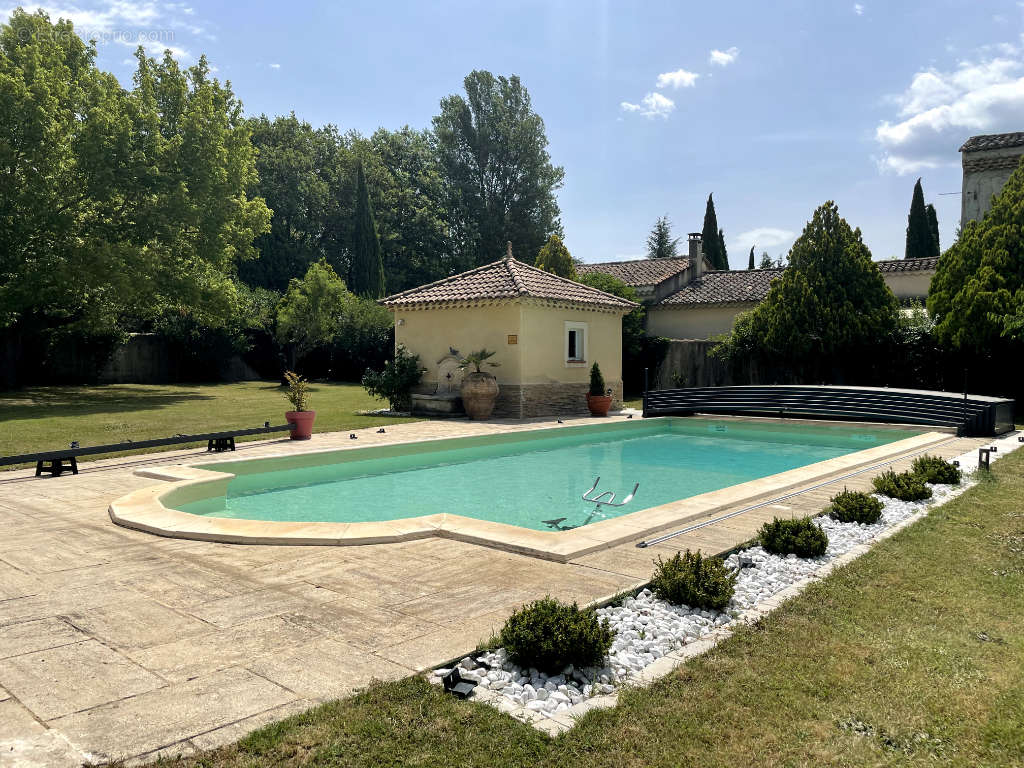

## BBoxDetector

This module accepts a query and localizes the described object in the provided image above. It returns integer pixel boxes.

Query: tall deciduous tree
[715,201,899,383]
[349,160,385,298]
[928,158,1024,350]
[701,194,728,270]
[535,234,576,278]
[432,70,564,269]
[925,203,940,257]
[646,216,680,259]
[905,178,934,260]
[276,259,349,364]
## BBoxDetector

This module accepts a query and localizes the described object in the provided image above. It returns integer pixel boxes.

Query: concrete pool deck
[0,415,988,766]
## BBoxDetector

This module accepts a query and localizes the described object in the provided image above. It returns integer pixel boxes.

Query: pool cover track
[109,418,952,562]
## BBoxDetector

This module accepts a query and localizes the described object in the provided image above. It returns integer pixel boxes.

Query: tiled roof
[875,256,939,273]
[960,133,1024,152]
[576,257,690,287]
[656,269,783,306]
[381,255,638,310]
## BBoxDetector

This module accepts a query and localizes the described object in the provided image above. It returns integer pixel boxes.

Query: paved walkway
[0,416,985,766]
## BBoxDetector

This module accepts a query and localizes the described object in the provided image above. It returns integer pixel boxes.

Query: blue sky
[5,1,1024,267]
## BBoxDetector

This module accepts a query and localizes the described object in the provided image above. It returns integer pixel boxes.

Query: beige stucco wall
[392,300,625,392]
[962,145,1024,225]
[518,303,624,387]
[393,303,523,389]
[646,304,755,340]
[882,271,932,301]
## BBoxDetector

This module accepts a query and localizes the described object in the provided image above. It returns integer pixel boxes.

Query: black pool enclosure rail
[642,385,1015,437]
[0,422,296,477]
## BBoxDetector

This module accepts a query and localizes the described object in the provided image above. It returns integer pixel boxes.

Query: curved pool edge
[108,429,954,562]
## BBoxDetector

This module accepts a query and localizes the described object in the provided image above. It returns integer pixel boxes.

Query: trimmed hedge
[872,470,933,501]
[499,597,613,674]
[911,454,962,485]
[650,550,736,611]
[827,488,884,525]
[759,516,828,558]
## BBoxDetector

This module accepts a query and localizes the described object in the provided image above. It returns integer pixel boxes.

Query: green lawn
[0,382,416,468]
[162,449,1024,768]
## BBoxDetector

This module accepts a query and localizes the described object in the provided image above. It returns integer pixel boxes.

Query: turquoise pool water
[177,419,920,531]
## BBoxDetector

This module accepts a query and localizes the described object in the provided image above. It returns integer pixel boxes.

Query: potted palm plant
[586,362,613,416]
[459,349,501,419]
[283,370,316,439]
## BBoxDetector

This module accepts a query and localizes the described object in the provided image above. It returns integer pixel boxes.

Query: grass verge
[0,382,417,468]
[158,448,1024,767]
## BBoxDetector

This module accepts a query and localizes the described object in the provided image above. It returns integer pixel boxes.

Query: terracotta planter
[460,372,499,420]
[285,410,316,440]
[586,394,613,417]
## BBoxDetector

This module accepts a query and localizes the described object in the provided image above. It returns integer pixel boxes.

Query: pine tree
[925,203,940,257]
[748,246,755,270]
[905,178,934,260]
[701,194,727,270]
[349,160,385,298]
[646,216,680,259]
[759,251,774,269]
[535,234,576,278]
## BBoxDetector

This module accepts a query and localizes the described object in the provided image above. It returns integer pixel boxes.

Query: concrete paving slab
[0,639,164,720]
[0,618,88,660]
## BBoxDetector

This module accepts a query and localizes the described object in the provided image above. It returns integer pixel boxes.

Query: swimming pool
[172,419,922,532]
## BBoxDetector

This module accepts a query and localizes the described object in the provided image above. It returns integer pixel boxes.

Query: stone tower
[960,132,1024,226]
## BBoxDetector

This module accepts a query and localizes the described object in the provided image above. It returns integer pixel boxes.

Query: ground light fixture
[441,667,475,699]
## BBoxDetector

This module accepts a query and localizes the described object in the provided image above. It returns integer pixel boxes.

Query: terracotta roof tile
[657,269,783,306]
[875,256,939,273]
[960,132,1024,152]
[576,257,690,287]
[381,256,638,310]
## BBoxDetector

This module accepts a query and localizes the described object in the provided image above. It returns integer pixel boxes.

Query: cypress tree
[905,178,934,260]
[925,203,940,257]
[701,194,727,270]
[748,246,755,270]
[349,160,385,298]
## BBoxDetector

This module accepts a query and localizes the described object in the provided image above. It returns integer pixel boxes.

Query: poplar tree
[349,160,385,298]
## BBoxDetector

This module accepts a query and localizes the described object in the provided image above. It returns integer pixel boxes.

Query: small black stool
[35,457,78,477]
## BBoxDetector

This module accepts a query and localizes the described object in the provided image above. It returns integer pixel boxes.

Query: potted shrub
[458,349,500,420]
[283,370,315,439]
[586,362,612,416]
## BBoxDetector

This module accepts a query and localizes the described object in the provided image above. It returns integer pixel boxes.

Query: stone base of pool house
[490,381,625,418]
[108,418,951,562]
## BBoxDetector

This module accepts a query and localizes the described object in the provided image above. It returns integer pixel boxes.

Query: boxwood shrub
[650,550,736,611]
[499,597,613,674]
[911,454,962,485]
[759,516,828,558]
[872,469,933,501]
[827,488,884,524]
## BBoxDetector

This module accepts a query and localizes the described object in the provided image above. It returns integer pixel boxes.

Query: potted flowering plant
[586,362,612,416]
[283,370,316,439]
[458,349,501,419]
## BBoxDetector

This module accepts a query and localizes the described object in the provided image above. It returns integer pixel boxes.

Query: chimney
[688,233,703,280]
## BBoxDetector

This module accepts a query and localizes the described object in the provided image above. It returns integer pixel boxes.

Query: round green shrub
[499,597,613,674]
[911,454,962,485]
[759,516,828,558]
[827,488,884,524]
[872,469,933,501]
[650,550,736,610]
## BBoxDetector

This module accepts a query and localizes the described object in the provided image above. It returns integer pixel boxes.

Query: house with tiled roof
[382,244,637,418]
[961,132,1024,225]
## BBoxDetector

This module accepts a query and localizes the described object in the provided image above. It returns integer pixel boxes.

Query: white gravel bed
[431,434,1021,720]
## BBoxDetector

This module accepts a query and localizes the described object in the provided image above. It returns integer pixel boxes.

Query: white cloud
[2,2,205,63]
[269,62,281,69]
[853,3,864,15]
[875,49,1024,173]
[620,92,675,119]
[656,68,699,89]
[731,227,796,253]
[709,47,739,67]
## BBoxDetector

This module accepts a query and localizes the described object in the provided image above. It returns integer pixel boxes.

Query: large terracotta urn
[586,393,612,417]
[285,410,316,439]
[461,372,499,420]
